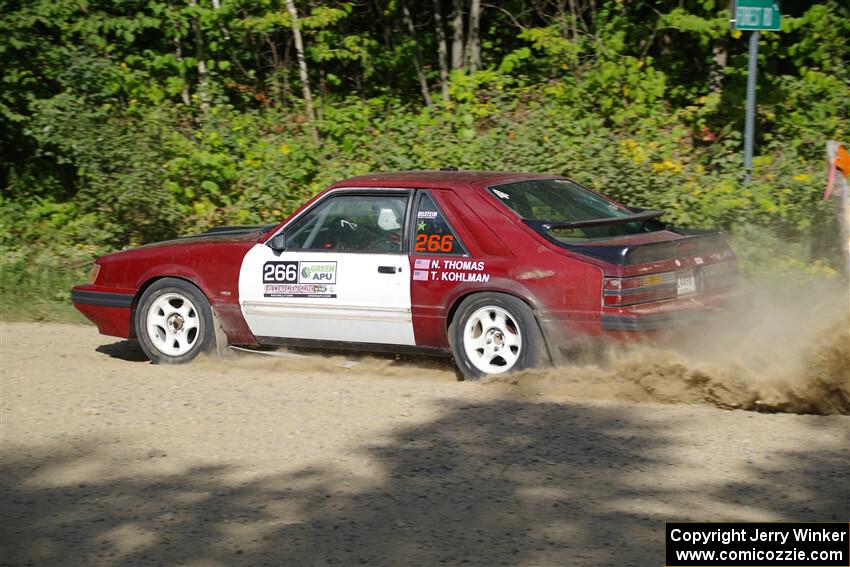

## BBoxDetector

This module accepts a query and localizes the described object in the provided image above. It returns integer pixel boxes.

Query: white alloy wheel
[462,305,523,374]
[145,292,200,356]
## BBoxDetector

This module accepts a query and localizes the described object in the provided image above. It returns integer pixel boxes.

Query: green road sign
[733,0,782,31]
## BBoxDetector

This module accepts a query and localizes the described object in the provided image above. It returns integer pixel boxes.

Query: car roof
[328,170,561,192]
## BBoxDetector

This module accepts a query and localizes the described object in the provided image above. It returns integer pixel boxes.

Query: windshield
[489,179,659,241]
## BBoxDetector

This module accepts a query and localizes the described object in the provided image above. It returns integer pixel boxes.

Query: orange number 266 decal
[415,234,454,253]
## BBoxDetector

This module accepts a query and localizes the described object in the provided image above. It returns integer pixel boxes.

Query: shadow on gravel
[2,402,848,566]
[95,340,149,363]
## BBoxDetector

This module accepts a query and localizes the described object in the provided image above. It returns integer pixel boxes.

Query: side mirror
[268,233,287,252]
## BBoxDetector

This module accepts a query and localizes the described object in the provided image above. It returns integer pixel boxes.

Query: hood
[98,225,274,261]
[138,224,274,249]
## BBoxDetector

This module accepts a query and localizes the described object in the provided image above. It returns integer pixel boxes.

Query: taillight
[603,272,676,306]
[87,263,101,285]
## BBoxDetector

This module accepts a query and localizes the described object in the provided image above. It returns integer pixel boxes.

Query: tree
[433,0,450,101]
[451,0,465,70]
[466,0,481,73]
[285,0,320,145]
[401,0,434,109]
[188,0,210,111]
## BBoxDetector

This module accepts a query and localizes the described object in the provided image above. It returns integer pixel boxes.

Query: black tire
[135,278,215,364]
[449,292,544,380]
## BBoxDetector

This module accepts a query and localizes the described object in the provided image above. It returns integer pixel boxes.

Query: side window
[412,193,466,255]
[285,194,407,253]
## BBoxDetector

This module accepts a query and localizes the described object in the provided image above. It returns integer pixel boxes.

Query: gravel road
[1,322,848,566]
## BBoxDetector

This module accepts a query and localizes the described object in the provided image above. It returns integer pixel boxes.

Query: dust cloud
[496,278,850,416]
[208,279,848,415]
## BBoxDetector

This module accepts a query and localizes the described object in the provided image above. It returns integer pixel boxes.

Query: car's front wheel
[449,292,544,380]
[136,278,215,364]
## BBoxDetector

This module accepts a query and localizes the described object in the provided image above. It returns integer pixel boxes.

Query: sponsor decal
[414,233,455,253]
[261,260,338,296]
[299,261,337,283]
[411,258,490,284]
[417,211,438,219]
[263,261,299,283]
[264,283,337,298]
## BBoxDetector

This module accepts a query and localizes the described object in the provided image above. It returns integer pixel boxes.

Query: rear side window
[489,179,660,241]
[412,193,466,255]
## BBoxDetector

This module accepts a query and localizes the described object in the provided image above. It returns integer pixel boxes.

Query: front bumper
[71,286,136,338]
[71,289,134,308]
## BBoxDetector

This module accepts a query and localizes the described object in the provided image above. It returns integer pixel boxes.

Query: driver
[372,206,402,251]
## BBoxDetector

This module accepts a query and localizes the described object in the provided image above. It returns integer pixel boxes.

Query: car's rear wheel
[136,278,214,364]
[449,292,544,380]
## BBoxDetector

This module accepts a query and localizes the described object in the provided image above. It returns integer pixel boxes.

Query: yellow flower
[793,173,811,182]
[278,144,292,156]
[651,159,683,173]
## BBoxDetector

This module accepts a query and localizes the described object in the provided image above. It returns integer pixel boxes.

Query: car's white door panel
[238,244,414,345]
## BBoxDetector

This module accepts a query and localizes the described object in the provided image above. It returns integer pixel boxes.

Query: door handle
[377,266,398,274]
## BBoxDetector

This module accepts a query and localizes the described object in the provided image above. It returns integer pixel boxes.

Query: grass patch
[0,260,90,324]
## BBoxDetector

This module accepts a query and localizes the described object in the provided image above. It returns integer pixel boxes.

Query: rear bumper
[601,310,707,331]
[538,288,746,340]
[600,288,747,333]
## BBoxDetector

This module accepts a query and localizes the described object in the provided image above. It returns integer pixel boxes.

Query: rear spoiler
[524,209,665,231]
[523,209,731,265]
[567,229,731,266]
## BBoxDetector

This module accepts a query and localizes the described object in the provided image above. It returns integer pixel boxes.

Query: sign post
[744,30,759,185]
[731,0,781,185]
[826,141,850,277]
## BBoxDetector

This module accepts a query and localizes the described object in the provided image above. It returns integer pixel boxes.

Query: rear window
[489,179,660,241]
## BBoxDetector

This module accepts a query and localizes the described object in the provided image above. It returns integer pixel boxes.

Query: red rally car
[72,171,740,379]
